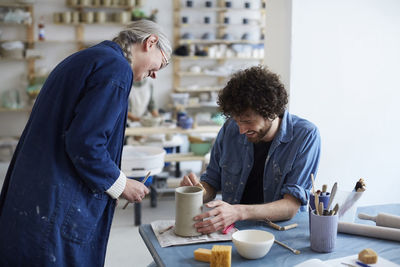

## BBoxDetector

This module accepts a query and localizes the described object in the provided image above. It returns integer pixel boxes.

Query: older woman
[0,20,171,266]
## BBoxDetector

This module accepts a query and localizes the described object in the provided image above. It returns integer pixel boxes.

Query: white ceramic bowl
[232,230,275,259]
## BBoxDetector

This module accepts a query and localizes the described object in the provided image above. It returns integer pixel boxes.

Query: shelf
[176,72,229,78]
[173,0,266,115]
[0,107,31,113]
[164,153,206,163]
[0,56,41,61]
[0,22,31,26]
[173,55,264,60]
[185,102,218,109]
[0,3,32,8]
[175,8,266,13]
[125,125,220,136]
[178,39,264,45]
[0,39,76,44]
[67,5,134,10]
[178,23,266,29]
[54,22,132,26]
[174,86,221,93]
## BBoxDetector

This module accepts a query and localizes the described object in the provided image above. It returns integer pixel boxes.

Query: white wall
[265,0,292,91]
[289,0,400,205]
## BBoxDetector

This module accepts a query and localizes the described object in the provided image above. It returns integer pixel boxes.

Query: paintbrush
[123,171,151,210]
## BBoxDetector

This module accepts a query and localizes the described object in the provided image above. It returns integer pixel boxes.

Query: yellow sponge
[194,248,211,263]
[358,248,378,264]
[211,245,232,267]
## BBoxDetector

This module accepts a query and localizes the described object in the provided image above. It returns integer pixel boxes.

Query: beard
[246,122,273,143]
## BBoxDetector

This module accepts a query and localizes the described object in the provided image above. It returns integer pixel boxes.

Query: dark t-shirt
[240,141,272,204]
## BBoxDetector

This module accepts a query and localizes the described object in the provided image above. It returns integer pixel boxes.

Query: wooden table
[139,204,400,266]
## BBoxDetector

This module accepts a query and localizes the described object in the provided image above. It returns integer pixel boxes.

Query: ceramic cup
[309,193,330,233]
[175,186,203,237]
[310,210,338,253]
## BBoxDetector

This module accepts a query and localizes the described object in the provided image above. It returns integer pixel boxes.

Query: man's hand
[121,179,149,203]
[193,200,242,234]
[180,172,217,203]
[180,172,200,187]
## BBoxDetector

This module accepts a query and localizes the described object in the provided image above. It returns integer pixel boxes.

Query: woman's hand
[121,179,150,203]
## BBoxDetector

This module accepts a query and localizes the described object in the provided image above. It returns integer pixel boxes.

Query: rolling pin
[358,212,400,229]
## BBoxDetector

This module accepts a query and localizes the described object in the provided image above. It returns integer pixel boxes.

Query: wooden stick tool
[265,219,298,231]
[123,171,151,210]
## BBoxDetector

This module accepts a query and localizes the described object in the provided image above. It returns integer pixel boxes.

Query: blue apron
[0,41,133,266]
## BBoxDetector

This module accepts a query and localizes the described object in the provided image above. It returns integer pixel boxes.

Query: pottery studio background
[0,0,400,207]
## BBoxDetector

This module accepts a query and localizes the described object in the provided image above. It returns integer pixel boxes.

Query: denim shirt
[201,111,321,209]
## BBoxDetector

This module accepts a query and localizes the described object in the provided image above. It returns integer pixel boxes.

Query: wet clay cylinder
[175,186,203,237]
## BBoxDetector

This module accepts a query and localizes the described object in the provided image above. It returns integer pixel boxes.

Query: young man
[181,66,321,234]
[0,20,170,266]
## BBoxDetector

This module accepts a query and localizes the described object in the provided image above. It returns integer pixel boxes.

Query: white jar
[95,11,106,23]
[102,0,111,6]
[82,12,94,23]
[61,12,71,24]
[53,13,61,24]
[116,11,130,24]
[126,0,135,6]
[72,11,80,23]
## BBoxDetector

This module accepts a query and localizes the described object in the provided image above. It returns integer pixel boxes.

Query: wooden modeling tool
[264,219,298,231]
[314,193,320,215]
[331,203,339,215]
[318,202,324,216]
[274,239,301,255]
[326,182,337,211]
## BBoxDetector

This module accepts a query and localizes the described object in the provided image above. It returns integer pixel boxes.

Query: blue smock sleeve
[65,79,129,193]
[280,127,321,205]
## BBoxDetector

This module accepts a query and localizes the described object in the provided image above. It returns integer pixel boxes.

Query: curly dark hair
[218,66,288,119]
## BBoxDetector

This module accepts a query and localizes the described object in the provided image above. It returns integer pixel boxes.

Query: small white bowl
[232,230,275,259]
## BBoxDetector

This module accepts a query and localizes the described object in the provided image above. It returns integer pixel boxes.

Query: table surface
[139,204,400,267]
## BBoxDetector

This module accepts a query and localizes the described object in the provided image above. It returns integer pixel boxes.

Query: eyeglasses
[159,46,169,69]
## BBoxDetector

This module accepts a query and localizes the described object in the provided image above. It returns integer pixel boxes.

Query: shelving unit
[172,0,266,102]
[0,2,36,112]
[0,3,35,74]
[54,3,136,50]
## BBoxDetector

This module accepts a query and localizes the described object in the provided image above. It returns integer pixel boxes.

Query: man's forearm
[236,194,301,222]
[200,181,216,203]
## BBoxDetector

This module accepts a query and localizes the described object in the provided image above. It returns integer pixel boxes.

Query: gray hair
[112,19,171,65]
